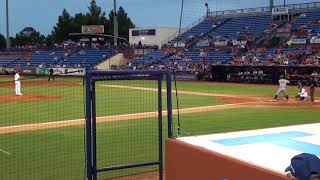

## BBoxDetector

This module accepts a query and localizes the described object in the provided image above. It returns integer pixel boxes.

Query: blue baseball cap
[285,153,320,180]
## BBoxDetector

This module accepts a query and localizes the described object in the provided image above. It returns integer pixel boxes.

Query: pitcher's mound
[0,94,63,102]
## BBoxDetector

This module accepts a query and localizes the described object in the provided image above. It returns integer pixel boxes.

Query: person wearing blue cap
[285,153,320,180]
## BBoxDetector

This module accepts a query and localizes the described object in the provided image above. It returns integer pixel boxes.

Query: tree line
[0,0,135,49]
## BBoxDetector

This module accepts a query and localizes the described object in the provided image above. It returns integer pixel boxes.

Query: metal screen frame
[85,70,173,180]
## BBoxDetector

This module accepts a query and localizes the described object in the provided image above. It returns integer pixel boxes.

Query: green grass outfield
[0,76,319,179]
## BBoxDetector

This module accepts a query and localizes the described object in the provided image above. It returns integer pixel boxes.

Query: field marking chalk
[0,148,11,155]
[0,103,248,135]
[99,84,241,98]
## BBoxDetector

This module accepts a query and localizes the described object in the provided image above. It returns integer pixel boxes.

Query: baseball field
[0,75,319,180]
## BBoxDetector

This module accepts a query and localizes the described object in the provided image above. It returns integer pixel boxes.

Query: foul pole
[6,0,11,49]
[113,0,118,46]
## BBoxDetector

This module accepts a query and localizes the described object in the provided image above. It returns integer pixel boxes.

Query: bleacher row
[293,11,320,36]
[130,47,311,66]
[172,18,224,42]
[211,15,271,39]
[130,10,320,68]
[0,50,112,68]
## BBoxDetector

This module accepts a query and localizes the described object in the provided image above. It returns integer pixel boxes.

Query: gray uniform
[276,79,290,96]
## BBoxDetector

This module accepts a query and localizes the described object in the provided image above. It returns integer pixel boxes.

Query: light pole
[6,0,11,49]
[270,0,274,12]
[205,3,210,17]
[178,0,184,36]
[113,0,118,46]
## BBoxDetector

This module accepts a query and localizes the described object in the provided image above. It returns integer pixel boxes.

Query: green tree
[0,33,6,49]
[86,0,107,25]
[10,27,46,47]
[108,6,135,41]
[49,0,135,44]
[51,9,74,43]
[45,34,55,48]
[73,13,87,34]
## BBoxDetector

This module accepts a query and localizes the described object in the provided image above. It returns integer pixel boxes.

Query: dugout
[210,64,320,85]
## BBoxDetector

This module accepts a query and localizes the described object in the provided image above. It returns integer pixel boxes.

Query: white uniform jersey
[14,73,20,82]
[279,79,290,89]
[14,73,22,95]
[298,88,308,97]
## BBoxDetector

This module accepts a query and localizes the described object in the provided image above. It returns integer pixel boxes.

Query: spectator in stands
[258,69,264,81]
[200,49,206,58]
[186,56,192,62]
[238,71,244,81]
[311,71,319,81]
[241,56,246,64]
[244,70,251,83]
[253,56,260,65]
[283,56,289,65]
[268,54,274,64]
[287,39,294,47]
[252,69,258,82]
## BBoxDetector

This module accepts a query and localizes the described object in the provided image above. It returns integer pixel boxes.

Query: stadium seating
[212,15,272,39]
[293,12,320,34]
[130,48,233,69]
[173,18,223,42]
[67,50,112,67]
[171,15,271,43]
[0,50,112,68]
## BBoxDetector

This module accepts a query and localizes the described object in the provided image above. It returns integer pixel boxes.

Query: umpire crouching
[309,77,317,102]
[48,67,55,81]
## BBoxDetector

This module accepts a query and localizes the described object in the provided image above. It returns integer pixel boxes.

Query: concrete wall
[129,28,179,47]
[96,53,130,70]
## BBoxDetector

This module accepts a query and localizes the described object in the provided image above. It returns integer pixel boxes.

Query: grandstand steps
[96,53,130,70]
[187,18,232,48]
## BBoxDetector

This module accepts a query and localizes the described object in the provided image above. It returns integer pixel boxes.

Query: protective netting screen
[0,74,86,180]
[94,78,162,180]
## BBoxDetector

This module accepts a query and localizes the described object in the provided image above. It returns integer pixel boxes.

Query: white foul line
[0,148,11,155]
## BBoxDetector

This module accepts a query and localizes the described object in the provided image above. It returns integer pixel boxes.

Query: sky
[0,0,181,36]
[0,0,317,37]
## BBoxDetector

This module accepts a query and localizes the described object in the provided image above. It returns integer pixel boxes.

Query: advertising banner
[21,68,36,75]
[132,29,156,36]
[310,38,320,44]
[291,38,307,44]
[82,25,104,34]
[214,41,228,46]
[36,68,49,75]
[277,28,291,33]
[67,68,85,76]
[272,7,289,15]
[232,40,247,46]
[52,68,67,75]
[196,41,209,47]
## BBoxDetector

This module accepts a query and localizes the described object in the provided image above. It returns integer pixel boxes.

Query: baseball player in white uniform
[274,75,290,101]
[296,87,308,100]
[14,70,23,96]
[295,82,308,100]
